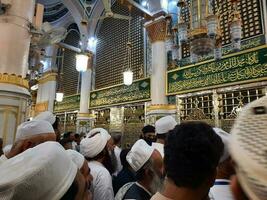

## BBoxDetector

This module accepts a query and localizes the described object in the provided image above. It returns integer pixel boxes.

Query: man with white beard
[116,139,164,200]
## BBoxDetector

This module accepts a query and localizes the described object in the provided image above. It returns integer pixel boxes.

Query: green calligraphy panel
[54,94,80,113]
[168,46,267,95]
[90,78,150,108]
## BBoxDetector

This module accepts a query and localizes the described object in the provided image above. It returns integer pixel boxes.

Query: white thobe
[113,146,122,176]
[0,154,7,165]
[209,179,234,200]
[89,160,114,200]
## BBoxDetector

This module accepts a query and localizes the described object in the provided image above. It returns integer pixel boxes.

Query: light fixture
[87,37,98,51]
[123,70,133,86]
[141,0,148,7]
[174,0,242,61]
[30,84,38,91]
[56,92,64,102]
[76,54,89,72]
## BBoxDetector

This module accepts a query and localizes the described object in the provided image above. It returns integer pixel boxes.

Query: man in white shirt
[80,131,114,200]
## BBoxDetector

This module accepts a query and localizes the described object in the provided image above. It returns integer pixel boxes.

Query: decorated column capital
[38,71,57,85]
[144,16,167,43]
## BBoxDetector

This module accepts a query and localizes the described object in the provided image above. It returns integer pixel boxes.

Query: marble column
[35,72,57,114]
[0,0,35,145]
[144,16,176,124]
[76,52,95,133]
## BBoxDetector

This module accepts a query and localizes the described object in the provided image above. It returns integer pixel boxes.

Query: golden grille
[95,2,144,89]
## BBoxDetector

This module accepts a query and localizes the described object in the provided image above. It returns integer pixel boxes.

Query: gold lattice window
[218,87,265,119]
[179,94,214,121]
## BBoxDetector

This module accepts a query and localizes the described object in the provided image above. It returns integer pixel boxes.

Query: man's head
[142,125,156,145]
[0,141,89,200]
[7,120,56,159]
[127,139,164,194]
[230,96,267,200]
[155,116,177,144]
[87,128,114,151]
[164,122,223,196]
[74,134,81,145]
[66,149,93,190]
[60,138,72,150]
[112,133,122,146]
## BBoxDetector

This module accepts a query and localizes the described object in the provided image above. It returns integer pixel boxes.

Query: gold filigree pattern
[0,73,29,89]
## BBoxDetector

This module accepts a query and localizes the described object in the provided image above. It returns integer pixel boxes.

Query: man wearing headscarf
[0,120,56,164]
[34,111,61,141]
[230,96,267,200]
[116,139,164,200]
[209,128,235,200]
[80,132,115,200]
[152,116,177,157]
[0,141,90,200]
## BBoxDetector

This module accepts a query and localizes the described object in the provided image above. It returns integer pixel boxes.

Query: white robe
[113,146,122,176]
[89,160,114,200]
[0,154,7,165]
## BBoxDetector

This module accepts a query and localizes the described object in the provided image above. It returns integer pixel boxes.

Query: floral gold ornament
[0,73,29,89]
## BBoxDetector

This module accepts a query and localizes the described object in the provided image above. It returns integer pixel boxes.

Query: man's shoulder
[123,183,151,200]
[151,193,172,200]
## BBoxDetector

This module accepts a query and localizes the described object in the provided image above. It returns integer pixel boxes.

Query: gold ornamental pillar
[0,0,35,145]
[144,16,177,124]
[76,52,95,133]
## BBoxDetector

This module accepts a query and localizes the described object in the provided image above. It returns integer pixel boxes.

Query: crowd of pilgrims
[0,96,266,200]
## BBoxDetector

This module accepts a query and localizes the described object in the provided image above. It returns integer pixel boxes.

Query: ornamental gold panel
[35,101,48,114]
[0,73,29,89]
[145,19,167,43]
[38,72,57,84]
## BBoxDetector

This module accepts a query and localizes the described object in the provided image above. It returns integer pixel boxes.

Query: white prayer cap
[126,139,154,172]
[15,120,55,142]
[3,144,12,155]
[0,141,77,200]
[152,142,164,158]
[155,116,177,135]
[34,111,56,125]
[66,149,85,169]
[80,133,107,158]
[213,127,230,163]
[230,96,267,200]
[87,128,111,141]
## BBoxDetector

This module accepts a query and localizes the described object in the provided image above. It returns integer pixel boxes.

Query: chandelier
[173,0,242,61]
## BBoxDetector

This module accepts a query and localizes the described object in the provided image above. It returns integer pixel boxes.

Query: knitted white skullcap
[230,96,267,200]
[34,111,56,125]
[66,149,85,169]
[155,116,177,135]
[3,144,12,155]
[80,133,107,158]
[15,120,55,142]
[0,141,78,200]
[213,127,230,163]
[86,128,111,141]
[126,139,154,172]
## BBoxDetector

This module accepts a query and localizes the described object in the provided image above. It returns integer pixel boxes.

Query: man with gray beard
[117,139,164,200]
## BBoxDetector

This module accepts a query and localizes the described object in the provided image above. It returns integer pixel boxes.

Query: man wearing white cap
[0,141,90,200]
[0,120,56,164]
[87,128,118,175]
[118,139,163,200]
[34,111,61,141]
[66,149,94,190]
[209,128,235,200]
[229,96,267,200]
[152,116,177,157]
[80,133,115,200]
